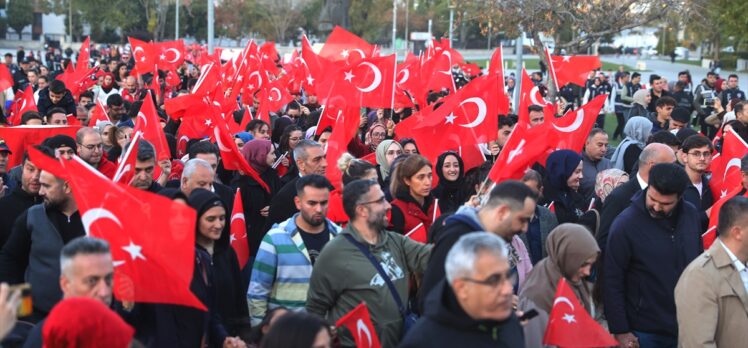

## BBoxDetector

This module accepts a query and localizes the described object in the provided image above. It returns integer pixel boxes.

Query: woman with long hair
[431,151,473,214]
[275,125,303,180]
[388,154,437,235]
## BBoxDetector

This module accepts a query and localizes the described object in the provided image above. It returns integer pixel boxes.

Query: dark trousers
[633,330,677,348]
[595,113,606,129]
[613,111,626,139]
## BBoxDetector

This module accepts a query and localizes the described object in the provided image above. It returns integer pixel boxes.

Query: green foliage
[7,0,34,39]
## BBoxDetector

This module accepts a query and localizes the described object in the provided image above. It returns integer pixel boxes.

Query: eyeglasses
[289,137,302,142]
[688,151,711,159]
[461,270,516,288]
[358,196,387,206]
[79,143,103,151]
[371,132,386,138]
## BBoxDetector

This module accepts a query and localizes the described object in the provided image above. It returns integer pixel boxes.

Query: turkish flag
[324,102,362,190]
[8,85,37,125]
[0,125,81,167]
[326,189,348,224]
[301,35,336,97]
[259,41,281,75]
[405,223,427,243]
[59,156,206,310]
[488,122,553,183]
[335,302,382,348]
[88,100,111,126]
[489,46,505,88]
[113,131,143,185]
[319,26,375,66]
[549,54,602,88]
[230,188,250,268]
[550,94,608,152]
[543,277,617,347]
[76,36,91,72]
[327,55,396,109]
[208,111,270,193]
[395,56,423,107]
[155,40,186,71]
[27,146,69,181]
[191,62,222,97]
[262,79,294,112]
[432,38,465,65]
[65,114,80,126]
[132,93,170,161]
[516,69,549,126]
[0,64,14,91]
[709,128,748,202]
[702,188,748,249]
[422,50,456,97]
[128,37,156,75]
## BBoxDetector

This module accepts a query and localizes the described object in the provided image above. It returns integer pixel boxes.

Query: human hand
[615,332,639,348]
[0,283,21,340]
[223,336,246,348]
[260,206,270,217]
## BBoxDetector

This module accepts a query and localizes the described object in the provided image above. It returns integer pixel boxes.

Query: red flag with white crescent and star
[549,54,602,88]
[516,68,550,126]
[230,188,250,268]
[0,63,14,92]
[709,128,748,202]
[132,93,170,161]
[113,131,143,185]
[702,187,748,249]
[88,100,111,126]
[487,122,554,183]
[325,54,396,109]
[208,111,270,193]
[154,40,186,71]
[76,36,91,72]
[128,37,156,76]
[335,302,382,348]
[57,155,206,310]
[0,125,80,167]
[543,277,617,347]
[319,26,375,66]
[550,94,608,152]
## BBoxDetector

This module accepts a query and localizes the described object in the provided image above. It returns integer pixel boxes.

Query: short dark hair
[735,101,747,115]
[187,140,219,159]
[728,74,739,80]
[527,104,543,113]
[295,174,331,196]
[706,71,717,78]
[631,72,641,79]
[4,53,11,58]
[79,90,94,101]
[680,134,713,153]
[717,196,748,237]
[670,107,690,123]
[259,312,330,348]
[648,163,690,196]
[20,111,43,125]
[587,128,606,140]
[647,130,680,147]
[246,119,269,133]
[649,74,661,85]
[46,107,67,118]
[135,139,155,162]
[342,179,379,219]
[484,180,537,211]
[49,80,66,94]
[286,101,301,111]
[107,94,123,107]
[498,115,515,129]
[37,76,49,84]
[656,96,677,108]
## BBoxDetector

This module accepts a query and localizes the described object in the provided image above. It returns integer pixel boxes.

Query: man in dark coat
[0,147,42,247]
[604,163,703,348]
[36,80,77,117]
[400,232,524,348]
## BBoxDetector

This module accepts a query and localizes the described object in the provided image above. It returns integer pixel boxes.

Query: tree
[7,0,34,39]
[255,0,307,43]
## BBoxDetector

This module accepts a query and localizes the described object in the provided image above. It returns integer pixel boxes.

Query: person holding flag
[400,232,524,347]
[518,223,600,348]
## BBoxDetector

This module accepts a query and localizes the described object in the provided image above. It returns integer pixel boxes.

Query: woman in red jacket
[387,154,437,235]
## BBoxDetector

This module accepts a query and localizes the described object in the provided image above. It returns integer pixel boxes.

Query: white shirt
[636,173,648,190]
[719,239,748,294]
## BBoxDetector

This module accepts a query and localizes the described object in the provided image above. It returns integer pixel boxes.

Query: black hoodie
[399,279,525,348]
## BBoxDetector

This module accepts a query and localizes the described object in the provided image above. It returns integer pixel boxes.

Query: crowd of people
[0,36,745,348]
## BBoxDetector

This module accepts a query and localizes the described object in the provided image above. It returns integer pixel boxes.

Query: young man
[679,135,714,221]
[248,175,341,325]
[649,96,677,133]
[647,74,671,113]
[36,80,76,117]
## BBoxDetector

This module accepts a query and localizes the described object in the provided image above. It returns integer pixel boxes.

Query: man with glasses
[307,179,431,347]
[76,128,116,179]
[400,232,523,347]
[679,135,714,221]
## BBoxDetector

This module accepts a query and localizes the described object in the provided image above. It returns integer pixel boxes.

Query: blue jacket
[603,189,703,337]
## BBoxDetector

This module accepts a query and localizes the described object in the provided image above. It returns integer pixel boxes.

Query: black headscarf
[271,117,293,145]
[432,151,471,214]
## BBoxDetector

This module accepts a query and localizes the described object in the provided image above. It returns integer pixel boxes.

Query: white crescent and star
[136,112,148,127]
[507,139,526,163]
[553,296,575,311]
[529,86,547,106]
[724,158,742,180]
[457,97,488,128]
[82,208,123,233]
[133,47,146,62]
[553,109,585,133]
[122,240,146,261]
[214,127,231,152]
[355,62,382,93]
[269,87,282,102]
[397,69,410,85]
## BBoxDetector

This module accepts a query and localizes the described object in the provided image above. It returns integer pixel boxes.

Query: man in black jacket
[263,139,328,232]
[604,163,703,348]
[0,147,42,247]
[36,80,77,117]
[400,232,524,347]
[678,135,714,223]
[597,143,676,251]
[419,181,536,311]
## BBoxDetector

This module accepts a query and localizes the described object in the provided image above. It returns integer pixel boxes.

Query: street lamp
[448,1,456,47]
[207,0,214,54]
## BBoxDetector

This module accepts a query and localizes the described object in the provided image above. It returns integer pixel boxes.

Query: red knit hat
[43,297,134,348]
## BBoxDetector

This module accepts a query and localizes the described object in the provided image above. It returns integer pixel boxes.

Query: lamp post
[175,0,179,40]
[448,1,455,47]
[392,0,397,53]
[207,0,214,54]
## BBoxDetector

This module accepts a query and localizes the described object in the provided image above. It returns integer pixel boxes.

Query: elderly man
[400,232,524,347]
[22,237,115,348]
[128,140,163,193]
[306,179,431,347]
[180,158,215,197]
[580,128,612,201]
[675,196,748,347]
[76,128,116,179]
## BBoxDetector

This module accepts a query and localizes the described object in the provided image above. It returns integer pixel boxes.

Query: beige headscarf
[519,223,600,314]
[595,168,629,203]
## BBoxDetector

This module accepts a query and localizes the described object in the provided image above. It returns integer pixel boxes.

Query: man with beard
[248,175,341,325]
[604,163,702,348]
[306,179,432,348]
[76,127,117,179]
[0,146,43,247]
[0,158,84,322]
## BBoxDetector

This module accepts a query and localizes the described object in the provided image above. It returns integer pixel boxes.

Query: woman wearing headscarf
[431,151,473,214]
[233,139,281,257]
[519,223,600,348]
[627,88,651,119]
[540,149,587,226]
[347,122,387,158]
[594,168,629,206]
[375,139,403,200]
[187,189,251,343]
[94,72,120,105]
[610,116,653,174]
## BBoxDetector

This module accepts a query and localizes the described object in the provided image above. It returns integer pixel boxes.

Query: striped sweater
[247,214,341,325]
